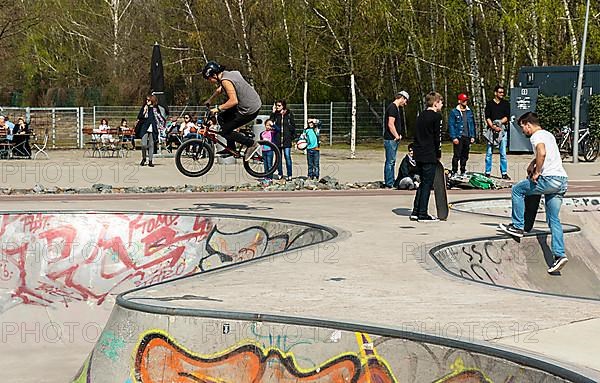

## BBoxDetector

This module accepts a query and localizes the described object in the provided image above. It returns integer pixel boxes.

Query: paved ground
[0,147,599,382]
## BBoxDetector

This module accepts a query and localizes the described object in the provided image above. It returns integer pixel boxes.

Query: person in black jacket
[394,143,420,190]
[135,94,166,167]
[270,99,296,180]
[411,92,444,222]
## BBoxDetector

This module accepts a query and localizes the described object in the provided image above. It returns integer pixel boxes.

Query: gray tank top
[221,71,261,115]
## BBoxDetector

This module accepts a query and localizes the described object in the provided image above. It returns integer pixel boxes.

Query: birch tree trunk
[182,0,207,63]
[466,0,483,139]
[103,0,134,77]
[237,0,253,82]
[223,0,244,64]
[562,0,578,65]
[280,0,294,77]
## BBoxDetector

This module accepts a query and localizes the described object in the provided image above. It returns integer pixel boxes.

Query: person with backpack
[305,118,321,180]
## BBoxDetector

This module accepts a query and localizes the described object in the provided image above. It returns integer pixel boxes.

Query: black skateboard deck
[433,161,449,220]
[524,194,542,232]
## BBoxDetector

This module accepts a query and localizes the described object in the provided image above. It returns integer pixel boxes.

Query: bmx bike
[174,110,281,178]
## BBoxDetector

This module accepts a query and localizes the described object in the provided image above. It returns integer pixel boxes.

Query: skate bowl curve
[430,196,600,301]
[74,296,592,382]
[70,210,597,382]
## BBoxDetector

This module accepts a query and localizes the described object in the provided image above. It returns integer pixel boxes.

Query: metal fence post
[51,108,56,148]
[79,107,84,149]
[329,102,333,146]
[93,105,96,129]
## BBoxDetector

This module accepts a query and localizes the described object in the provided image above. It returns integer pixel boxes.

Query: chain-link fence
[2,102,388,149]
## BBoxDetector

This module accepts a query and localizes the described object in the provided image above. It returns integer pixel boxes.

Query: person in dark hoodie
[411,92,444,222]
[394,143,420,190]
[270,99,296,181]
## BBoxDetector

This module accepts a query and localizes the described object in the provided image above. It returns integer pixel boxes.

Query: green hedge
[535,94,571,136]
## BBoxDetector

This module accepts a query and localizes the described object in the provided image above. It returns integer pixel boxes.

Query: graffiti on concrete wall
[130,330,496,383]
[0,213,214,311]
[200,226,326,271]
[0,213,331,312]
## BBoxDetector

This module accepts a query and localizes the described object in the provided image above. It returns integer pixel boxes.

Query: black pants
[412,162,436,218]
[452,136,471,174]
[217,108,258,150]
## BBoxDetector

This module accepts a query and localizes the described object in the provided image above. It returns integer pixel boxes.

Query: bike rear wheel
[175,139,214,177]
[582,137,599,162]
[243,140,281,178]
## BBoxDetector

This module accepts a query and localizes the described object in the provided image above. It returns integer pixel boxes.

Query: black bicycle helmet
[202,61,224,79]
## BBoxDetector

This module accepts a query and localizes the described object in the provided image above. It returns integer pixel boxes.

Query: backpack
[469,173,495,190]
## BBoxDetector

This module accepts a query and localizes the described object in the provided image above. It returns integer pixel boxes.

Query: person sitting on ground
[394,143,420,190]
[202,60,261,161]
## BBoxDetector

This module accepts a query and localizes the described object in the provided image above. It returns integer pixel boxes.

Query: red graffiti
[0,213,214,308]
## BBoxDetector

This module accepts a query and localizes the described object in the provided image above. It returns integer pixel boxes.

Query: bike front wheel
[243,140,281,178]
[175,139,215,177]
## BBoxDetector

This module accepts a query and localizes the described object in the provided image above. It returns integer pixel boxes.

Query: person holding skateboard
[411,92,444,222]
[498,112,569,273]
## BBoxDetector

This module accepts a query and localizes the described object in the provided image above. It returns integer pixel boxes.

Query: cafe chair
[33,128,49,160]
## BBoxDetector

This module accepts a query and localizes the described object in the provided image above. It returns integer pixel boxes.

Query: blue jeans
[307,149,320,179]
[263,150,274,179]
[511,176,569,257]
[485,135,507,175]
[277,147,292,177]
[384,140,399,187]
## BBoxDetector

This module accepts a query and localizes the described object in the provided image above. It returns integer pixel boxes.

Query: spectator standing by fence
[305,118,321,180]
[484,85,511,180]
[270,99,296,181]
[383,91,409,188]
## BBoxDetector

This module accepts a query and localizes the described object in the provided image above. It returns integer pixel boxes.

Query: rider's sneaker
[548,256,568,273]
[244,142,260,161]
[498,223,524,238]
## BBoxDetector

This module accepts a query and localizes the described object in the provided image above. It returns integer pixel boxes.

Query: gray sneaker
[548,257,568,273]
[244,142,260,161]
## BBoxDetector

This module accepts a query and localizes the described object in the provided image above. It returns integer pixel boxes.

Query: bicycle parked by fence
[557,122,599,162]
[174,109,281,178]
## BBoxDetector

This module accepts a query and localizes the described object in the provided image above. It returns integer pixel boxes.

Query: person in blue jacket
[448,93,476,176]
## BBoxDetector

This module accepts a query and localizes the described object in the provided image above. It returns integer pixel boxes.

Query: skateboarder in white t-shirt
[498,112,569,273]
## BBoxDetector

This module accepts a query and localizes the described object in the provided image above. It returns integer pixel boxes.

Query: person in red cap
[448,93,476,176]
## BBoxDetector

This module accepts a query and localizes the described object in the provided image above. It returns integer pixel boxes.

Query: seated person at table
[93,118,116,146]
[180,114,199,140]
[166,117,182,151]
[11,117,32,157]
[120,118,135,147]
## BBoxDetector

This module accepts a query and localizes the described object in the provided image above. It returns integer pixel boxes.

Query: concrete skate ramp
[75,303,590,382]
[0,211,336,312]
[0,211,336,383]
[430,196,600,300]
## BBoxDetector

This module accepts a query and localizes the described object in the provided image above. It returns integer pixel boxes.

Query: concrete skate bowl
[0,211,336,382]
[74,303,594,382]
[430,195,600,301]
